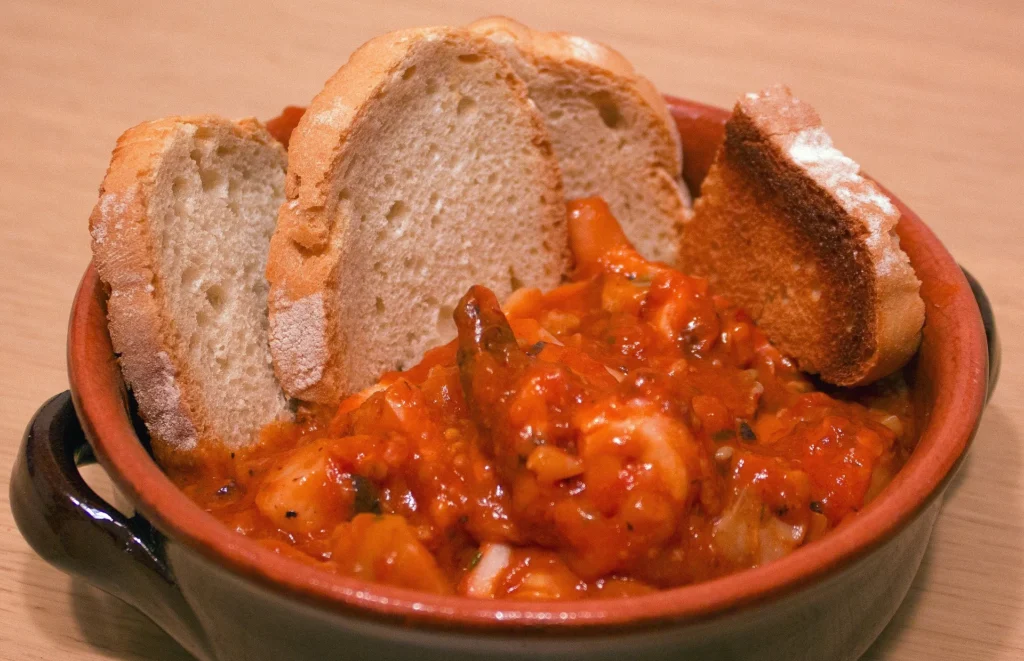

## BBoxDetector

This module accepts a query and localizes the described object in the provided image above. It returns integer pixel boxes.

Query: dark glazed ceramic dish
[10,97,999,661]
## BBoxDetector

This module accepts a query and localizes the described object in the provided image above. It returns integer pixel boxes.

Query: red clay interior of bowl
[67,96,988,631]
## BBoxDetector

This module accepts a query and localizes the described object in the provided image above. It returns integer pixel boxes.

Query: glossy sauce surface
[170,198,916,599]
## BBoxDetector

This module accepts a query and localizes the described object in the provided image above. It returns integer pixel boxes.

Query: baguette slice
[89,116,291,461]
[267,27,568,404]
[469,16,690,265]
[680,85,924,386]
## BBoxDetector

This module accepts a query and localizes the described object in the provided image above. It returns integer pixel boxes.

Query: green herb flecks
[352,475,382,515]
[526,341,547,357]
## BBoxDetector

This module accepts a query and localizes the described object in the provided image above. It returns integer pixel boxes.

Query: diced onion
[463,543,512,598]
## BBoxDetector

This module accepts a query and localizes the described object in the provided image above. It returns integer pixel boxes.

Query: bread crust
[681,85,924,386]
[90,116,287,462]
[267,26,567,403]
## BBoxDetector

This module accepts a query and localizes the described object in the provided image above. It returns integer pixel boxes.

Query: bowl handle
[9,391,212,659]
[961,268,1000,402]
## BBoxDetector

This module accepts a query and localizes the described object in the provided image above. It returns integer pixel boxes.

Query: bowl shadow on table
[21,552,193,660]
[71,575,196,661]
[862,404,1021,659]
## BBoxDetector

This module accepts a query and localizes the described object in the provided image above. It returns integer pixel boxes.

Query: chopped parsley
[738,421,757,442]
[352,475,382,515]
[467,550,483,569]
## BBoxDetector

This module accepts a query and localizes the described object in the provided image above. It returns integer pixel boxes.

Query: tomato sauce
[169,198,916,599]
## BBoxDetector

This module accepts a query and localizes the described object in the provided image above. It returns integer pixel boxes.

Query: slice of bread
[679,85,924,386]
[267,27,569,404]
[469,16,690,265]
[89,116,291,460]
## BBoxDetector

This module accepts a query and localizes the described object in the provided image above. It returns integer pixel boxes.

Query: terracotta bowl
[10,97,999,661]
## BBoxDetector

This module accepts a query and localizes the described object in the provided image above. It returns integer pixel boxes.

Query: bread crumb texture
[269,27,568,402]
[91,116,292,453]
[469,16,690,265]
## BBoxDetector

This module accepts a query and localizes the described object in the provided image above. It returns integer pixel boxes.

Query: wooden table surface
[1,1,1020,659]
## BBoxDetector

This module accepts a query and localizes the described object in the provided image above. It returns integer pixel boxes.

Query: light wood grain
[0,1,1020,659]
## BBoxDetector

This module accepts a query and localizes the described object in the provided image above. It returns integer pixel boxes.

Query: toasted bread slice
[680,85,924,386]
[89,116,291,459]
[267,27,568,404]
[469,16,690,265]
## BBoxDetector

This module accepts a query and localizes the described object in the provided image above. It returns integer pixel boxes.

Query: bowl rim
[67,96,988,632]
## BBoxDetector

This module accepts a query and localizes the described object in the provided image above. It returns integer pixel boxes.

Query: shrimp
[711,487,808,566]
[461,543,513,598]
[575,401,698,504]
[253,440,352,534]
[460,544,586,600]
[332,514,450,594]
